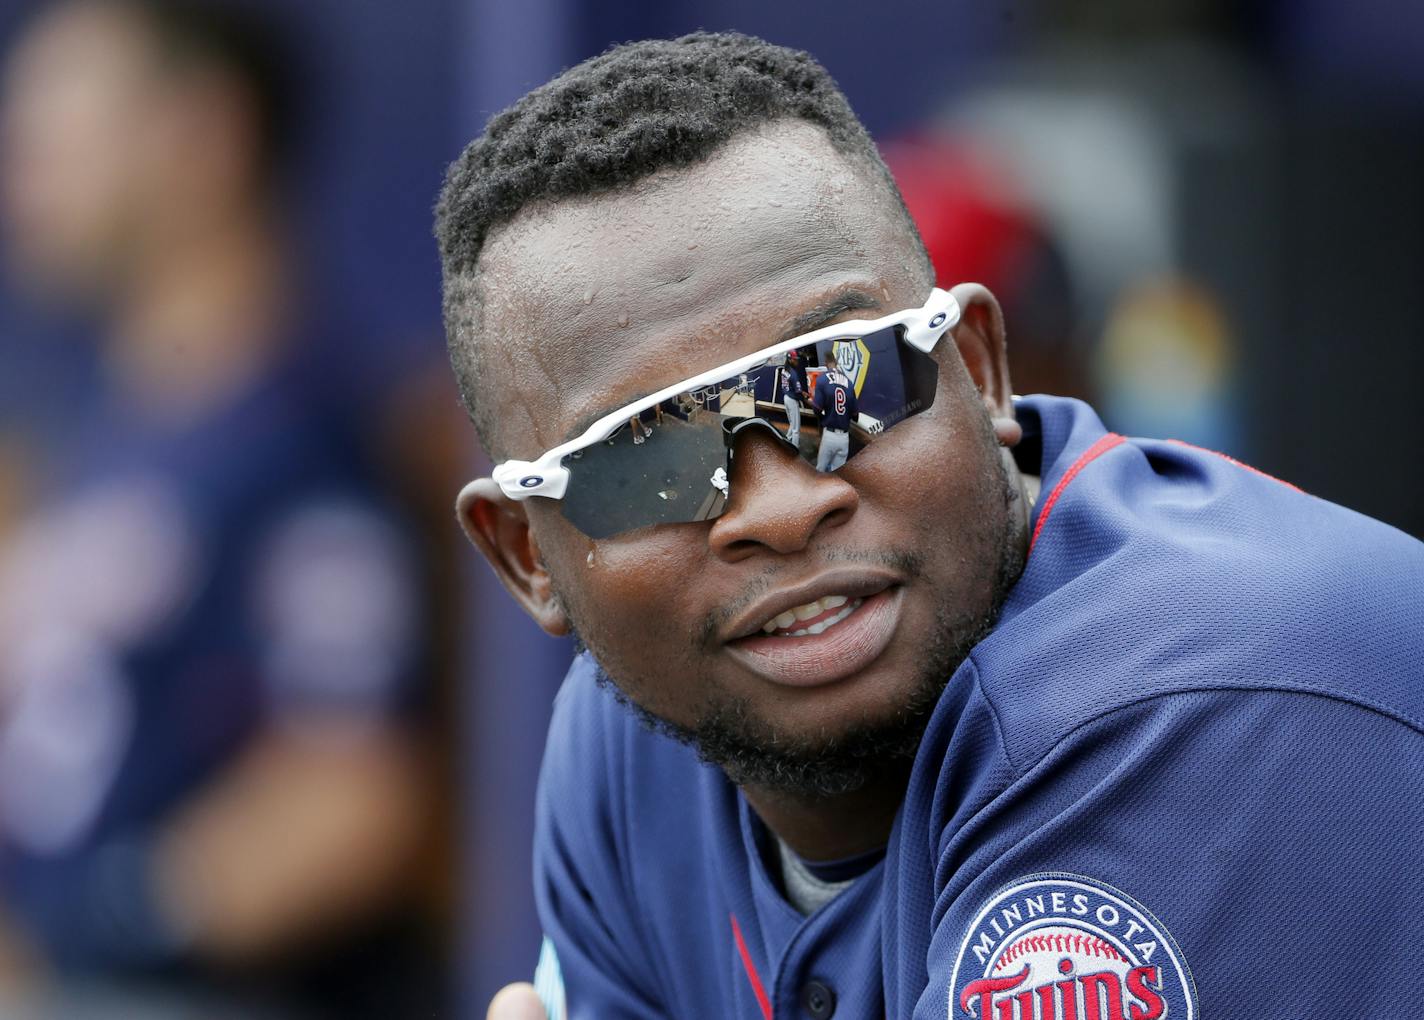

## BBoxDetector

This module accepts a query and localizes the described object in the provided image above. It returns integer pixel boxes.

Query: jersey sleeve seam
[967,656,1017,775]
[1012,682,1424,781]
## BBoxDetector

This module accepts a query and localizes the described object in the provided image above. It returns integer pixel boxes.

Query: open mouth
[726,587,903,688]
[757,594,864,637]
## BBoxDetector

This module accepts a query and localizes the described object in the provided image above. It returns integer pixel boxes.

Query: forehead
[476,122,925,457]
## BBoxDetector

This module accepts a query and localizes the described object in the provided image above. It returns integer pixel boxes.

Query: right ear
[457,478,570,636]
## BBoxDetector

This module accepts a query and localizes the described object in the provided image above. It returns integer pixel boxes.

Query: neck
[106,202,288,420]
[741,757,912,862]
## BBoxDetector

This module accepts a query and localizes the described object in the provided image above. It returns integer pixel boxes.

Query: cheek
[843,374,1005,567]
[857,361,994,498]
[546,522,712,690]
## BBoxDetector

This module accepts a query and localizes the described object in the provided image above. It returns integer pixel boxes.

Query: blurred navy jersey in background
[0,325,419,967]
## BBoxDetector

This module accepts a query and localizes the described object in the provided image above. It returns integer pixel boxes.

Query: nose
[707,425,858,561]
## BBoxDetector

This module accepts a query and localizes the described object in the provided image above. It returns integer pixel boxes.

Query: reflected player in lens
[812,350,858,472]
[628,402,663,446]
[782,349,806,450]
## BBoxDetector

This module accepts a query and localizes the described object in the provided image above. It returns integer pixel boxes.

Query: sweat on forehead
[474,124,928,457]
[434,33,937,457]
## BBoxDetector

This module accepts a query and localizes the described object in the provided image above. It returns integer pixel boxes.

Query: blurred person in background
[882,135,1086,404]
[0,0,441,1014]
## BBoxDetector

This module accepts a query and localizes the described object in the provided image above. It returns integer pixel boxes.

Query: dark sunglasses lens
[558,325,937,538]
[558,404,730,539]
[824,325,938,447]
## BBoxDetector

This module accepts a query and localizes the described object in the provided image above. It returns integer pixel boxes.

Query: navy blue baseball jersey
[780,365,804,401]
[530,394,1424,1018]
[812,370,858,431]
[787,359,809,399]
[0,342,421,970]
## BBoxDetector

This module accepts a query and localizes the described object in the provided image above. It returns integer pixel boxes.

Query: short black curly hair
[434,31,926,455]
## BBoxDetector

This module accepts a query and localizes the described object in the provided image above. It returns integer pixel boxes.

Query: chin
[689,655,952,797]
[697,699,937,798]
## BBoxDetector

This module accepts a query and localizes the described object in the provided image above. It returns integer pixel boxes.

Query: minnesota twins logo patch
[949,874,1195,1019]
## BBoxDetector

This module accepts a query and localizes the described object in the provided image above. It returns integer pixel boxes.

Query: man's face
[474,123,1024,794]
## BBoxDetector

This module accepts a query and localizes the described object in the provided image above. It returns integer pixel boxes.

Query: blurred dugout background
[0,0,1417,1016]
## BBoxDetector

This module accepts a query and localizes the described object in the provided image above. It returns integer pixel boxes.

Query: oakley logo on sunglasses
[519,475,544,488]
[929,312,948,328]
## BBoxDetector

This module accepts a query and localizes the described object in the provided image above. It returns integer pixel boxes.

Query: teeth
[758,597,863,637]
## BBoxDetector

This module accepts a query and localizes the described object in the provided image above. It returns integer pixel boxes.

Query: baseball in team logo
[949,874,1195,1020]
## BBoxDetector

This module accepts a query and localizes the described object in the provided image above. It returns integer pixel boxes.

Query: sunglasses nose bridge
[717,415,808,504]
[723,416,799,459]
[707,418,859,558]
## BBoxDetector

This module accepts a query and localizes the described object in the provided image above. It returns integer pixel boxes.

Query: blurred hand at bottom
[488,982,548,1020]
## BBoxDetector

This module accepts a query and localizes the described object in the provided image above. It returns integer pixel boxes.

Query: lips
[725,587,903,688]
[723,568,902,643]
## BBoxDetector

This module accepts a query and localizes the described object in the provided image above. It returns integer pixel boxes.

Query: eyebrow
[560,285,887,443]
[777,288,883,342]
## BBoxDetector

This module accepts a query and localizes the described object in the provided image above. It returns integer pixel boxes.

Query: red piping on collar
[1028,433,1126,554]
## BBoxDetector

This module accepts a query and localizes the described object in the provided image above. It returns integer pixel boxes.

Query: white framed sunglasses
[473,288,960,539]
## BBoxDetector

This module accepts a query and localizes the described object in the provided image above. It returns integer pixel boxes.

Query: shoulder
[915,684,1424,1019]
[538,654,717,848]
[534,655,736,1007]
[978,397,1424,773]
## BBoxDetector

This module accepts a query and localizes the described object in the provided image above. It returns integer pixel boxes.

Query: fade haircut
[434,31,929,456]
